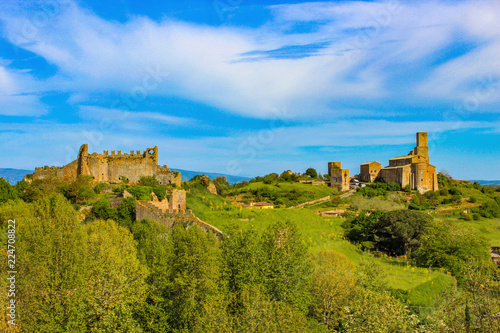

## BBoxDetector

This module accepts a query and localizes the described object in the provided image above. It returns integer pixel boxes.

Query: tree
[15,194,89,332]
[376,210,432,256]
[261,221,312,313]
[413,220,494,283]
[263,173,279,184]
[89,198,118,221]
[84,219,148,332]
[165,224,222,331]
[221,226,265,310]
[131,219,172,332]
[342,211,384,250]
[0,177,17,203]
[305,168,318,179]
[117,197,136,227]
[309,251,356,330]
[342,288,419,332]
[77,185,96,203]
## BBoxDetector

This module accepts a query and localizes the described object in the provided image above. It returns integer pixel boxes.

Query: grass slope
[186,183,454,306]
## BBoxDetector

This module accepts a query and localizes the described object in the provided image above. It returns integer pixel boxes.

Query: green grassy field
[187,184,455,306]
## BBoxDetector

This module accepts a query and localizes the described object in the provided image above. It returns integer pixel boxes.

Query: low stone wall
[289,196,331,209]
[136,201,223,237]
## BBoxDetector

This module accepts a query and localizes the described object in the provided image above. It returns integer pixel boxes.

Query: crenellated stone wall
[31,144,181,186]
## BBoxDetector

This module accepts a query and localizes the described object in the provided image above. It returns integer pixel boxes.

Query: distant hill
[173,169,251,184]
[470,180,500,185]
[0,168,33,184]
[0,168,250,185]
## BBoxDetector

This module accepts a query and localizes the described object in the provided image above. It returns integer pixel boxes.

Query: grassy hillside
[186,182,455,307]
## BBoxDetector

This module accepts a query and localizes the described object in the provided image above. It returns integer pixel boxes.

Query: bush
[448,187,462,196]
[413,221,494,283]
[127,186,153,200]
[77,185,96,203]
[469,196,477,203]
[471,201,500,218]
[89,199,117,221]
[439,188,449,196]
[263,173,279,184]
[94,182,107,194]
[138,175,160,187]
[152,186,167,201]
[451,194,462,204]
[305,168,317,179]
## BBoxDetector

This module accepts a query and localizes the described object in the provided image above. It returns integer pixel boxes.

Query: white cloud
[0,66,47,116]
[78,105,194,127]
[0,0,499,120]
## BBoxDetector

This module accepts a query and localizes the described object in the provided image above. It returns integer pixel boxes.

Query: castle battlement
[31,144,181,186]
[35,166,63,171]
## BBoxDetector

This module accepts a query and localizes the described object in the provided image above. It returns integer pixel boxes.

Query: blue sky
[0,0,499,179]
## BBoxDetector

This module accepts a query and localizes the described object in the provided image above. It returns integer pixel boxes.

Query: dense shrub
[138,175,160,187]
[127,186,153,200]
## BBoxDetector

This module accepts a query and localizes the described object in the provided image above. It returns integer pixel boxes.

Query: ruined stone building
[359,132,438,193]
[31,144,181,186]
[328,162,350,191]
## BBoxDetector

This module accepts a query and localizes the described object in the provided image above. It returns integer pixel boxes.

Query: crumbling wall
[136,201,223,237]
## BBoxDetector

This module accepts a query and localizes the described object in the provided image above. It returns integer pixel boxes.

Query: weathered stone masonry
[31,144,181,186]
[359,132,438,193]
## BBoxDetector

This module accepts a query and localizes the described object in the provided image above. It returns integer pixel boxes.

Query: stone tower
[328,162,350,192]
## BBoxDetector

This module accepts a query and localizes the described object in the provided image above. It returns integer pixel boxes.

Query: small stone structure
[359,161,381,182]
[30,144,181,186]
[358,132,438,193]
[136,200,223,237]
[328,162,350,192]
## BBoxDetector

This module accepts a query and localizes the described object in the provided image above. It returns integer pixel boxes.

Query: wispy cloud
[1,0,497,119]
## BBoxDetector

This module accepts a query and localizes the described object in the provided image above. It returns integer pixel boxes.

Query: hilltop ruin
[30,144,181,186]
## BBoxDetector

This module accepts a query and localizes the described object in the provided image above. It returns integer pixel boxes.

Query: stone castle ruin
[31,144,181,186]
[359,132,438,193]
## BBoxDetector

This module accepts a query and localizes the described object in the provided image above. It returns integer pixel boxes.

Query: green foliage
[437,171,452,188]
[449,187,463,196]
[471,201,500,218]
[0,177,17,203]
[152,185,167,200]
[88,198,118,221]
[261,220,312,313]
[138,175,160,187]
[14,194,89,332]
[377,210,432,256]
[165,224,221,331]
[221,226,265,309]
[77,185,96,203]
[344,210,432,256]
[343,211,384,250]
[439,188,449,196]
[93,182,107,194]
[263,172,279,184]
[349,195,404,211]
[342,288,419,332]
[279,170,299,182]
[119,175,129,184]
[413,220,494,283]
[131,219,171,332]
[305,168,318,179]
[84,219,148,332]
[309,250,356,330]
[117,197,136,227]
[127,185,153,200]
